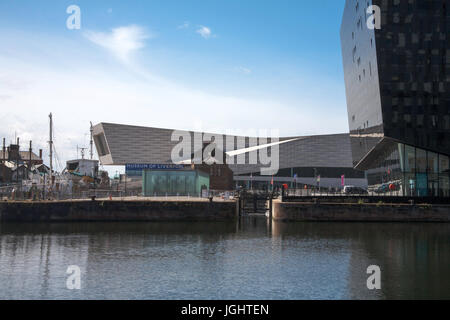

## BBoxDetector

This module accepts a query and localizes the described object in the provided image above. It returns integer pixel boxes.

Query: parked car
[374,183,399,194]
[374,184,389,194]
[343,186,368,195]
[343,185,355,194]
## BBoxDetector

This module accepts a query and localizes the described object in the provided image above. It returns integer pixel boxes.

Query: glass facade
[366,140,450,197]
[142,169,210,196]
[376,0,450,155]
[341,0,450,197]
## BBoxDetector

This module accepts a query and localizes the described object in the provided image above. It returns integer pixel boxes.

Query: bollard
[268,195,273,220]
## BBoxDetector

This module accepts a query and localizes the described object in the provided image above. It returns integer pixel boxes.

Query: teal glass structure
[142,169,210,196]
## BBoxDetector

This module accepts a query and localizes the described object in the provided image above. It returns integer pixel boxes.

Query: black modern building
[341,0,450,196]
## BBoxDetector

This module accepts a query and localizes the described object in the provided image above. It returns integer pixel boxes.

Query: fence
[3,182,439,202]
[0,184,238,201]
[283,187,404,197]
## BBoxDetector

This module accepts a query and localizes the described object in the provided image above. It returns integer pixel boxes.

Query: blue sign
[126,164,185,177]
[126,164,184,170]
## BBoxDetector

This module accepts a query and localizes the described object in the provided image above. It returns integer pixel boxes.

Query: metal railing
[0,184,238,202]
[283,188,404,197]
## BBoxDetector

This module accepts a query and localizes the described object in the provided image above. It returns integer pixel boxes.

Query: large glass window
[398,143,405,172]
[404,173,416,196]
[416,148,427,173]
[427,152,438,173]
[404,145,415,172]
[416,172,428,196]
[439,155,449,173]
[367,142,450,197]
[439,175,450,197]
[439,155,450,197]
[428,173,439,197]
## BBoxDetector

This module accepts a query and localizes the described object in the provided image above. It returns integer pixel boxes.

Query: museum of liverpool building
[92,122,368,191]
[341,0,449,197]
[92,1,448,196]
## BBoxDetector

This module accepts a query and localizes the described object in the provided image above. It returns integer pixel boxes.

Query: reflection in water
[0,219,449,299]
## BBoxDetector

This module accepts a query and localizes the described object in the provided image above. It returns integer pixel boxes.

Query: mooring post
[239,194,242,216]
[269,196,273,220]
[268,190,274,220]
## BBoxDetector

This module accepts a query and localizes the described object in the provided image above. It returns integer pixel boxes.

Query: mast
[90,122,94,160]
[2,138,5,184]
[16,137,20,183]
[49,113,53,184]
[29,140,32,170]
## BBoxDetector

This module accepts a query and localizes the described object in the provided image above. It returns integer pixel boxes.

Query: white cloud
[196,26,213,39]
[84,25,150,64]
[177,21,190,29]
[235,66,252,75]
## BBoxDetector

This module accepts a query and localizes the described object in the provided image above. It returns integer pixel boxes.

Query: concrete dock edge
[272,200,450,222]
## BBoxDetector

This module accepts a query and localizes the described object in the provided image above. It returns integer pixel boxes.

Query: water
[0,218,449,300]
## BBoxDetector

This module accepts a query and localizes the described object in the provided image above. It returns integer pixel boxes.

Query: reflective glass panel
[427,152,438,174]
[416,148,427,173]
[404,145,415,172]
[439,175,450,197]
[404,173,416,196]
[439,155,449,173]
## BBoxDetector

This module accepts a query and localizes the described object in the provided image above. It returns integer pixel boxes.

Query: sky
[0,0,348,174]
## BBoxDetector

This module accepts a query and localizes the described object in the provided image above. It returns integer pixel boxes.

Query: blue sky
[0,0,348,172]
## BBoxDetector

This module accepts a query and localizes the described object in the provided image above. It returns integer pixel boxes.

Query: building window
[417,115,424,127]
[428,152,439,174]
[416,149,427,173]
[404,145,415,173]
[93,133,110,157]
[439,155,450,174]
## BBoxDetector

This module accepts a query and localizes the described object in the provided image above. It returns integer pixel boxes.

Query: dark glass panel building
[341,0,450,196]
